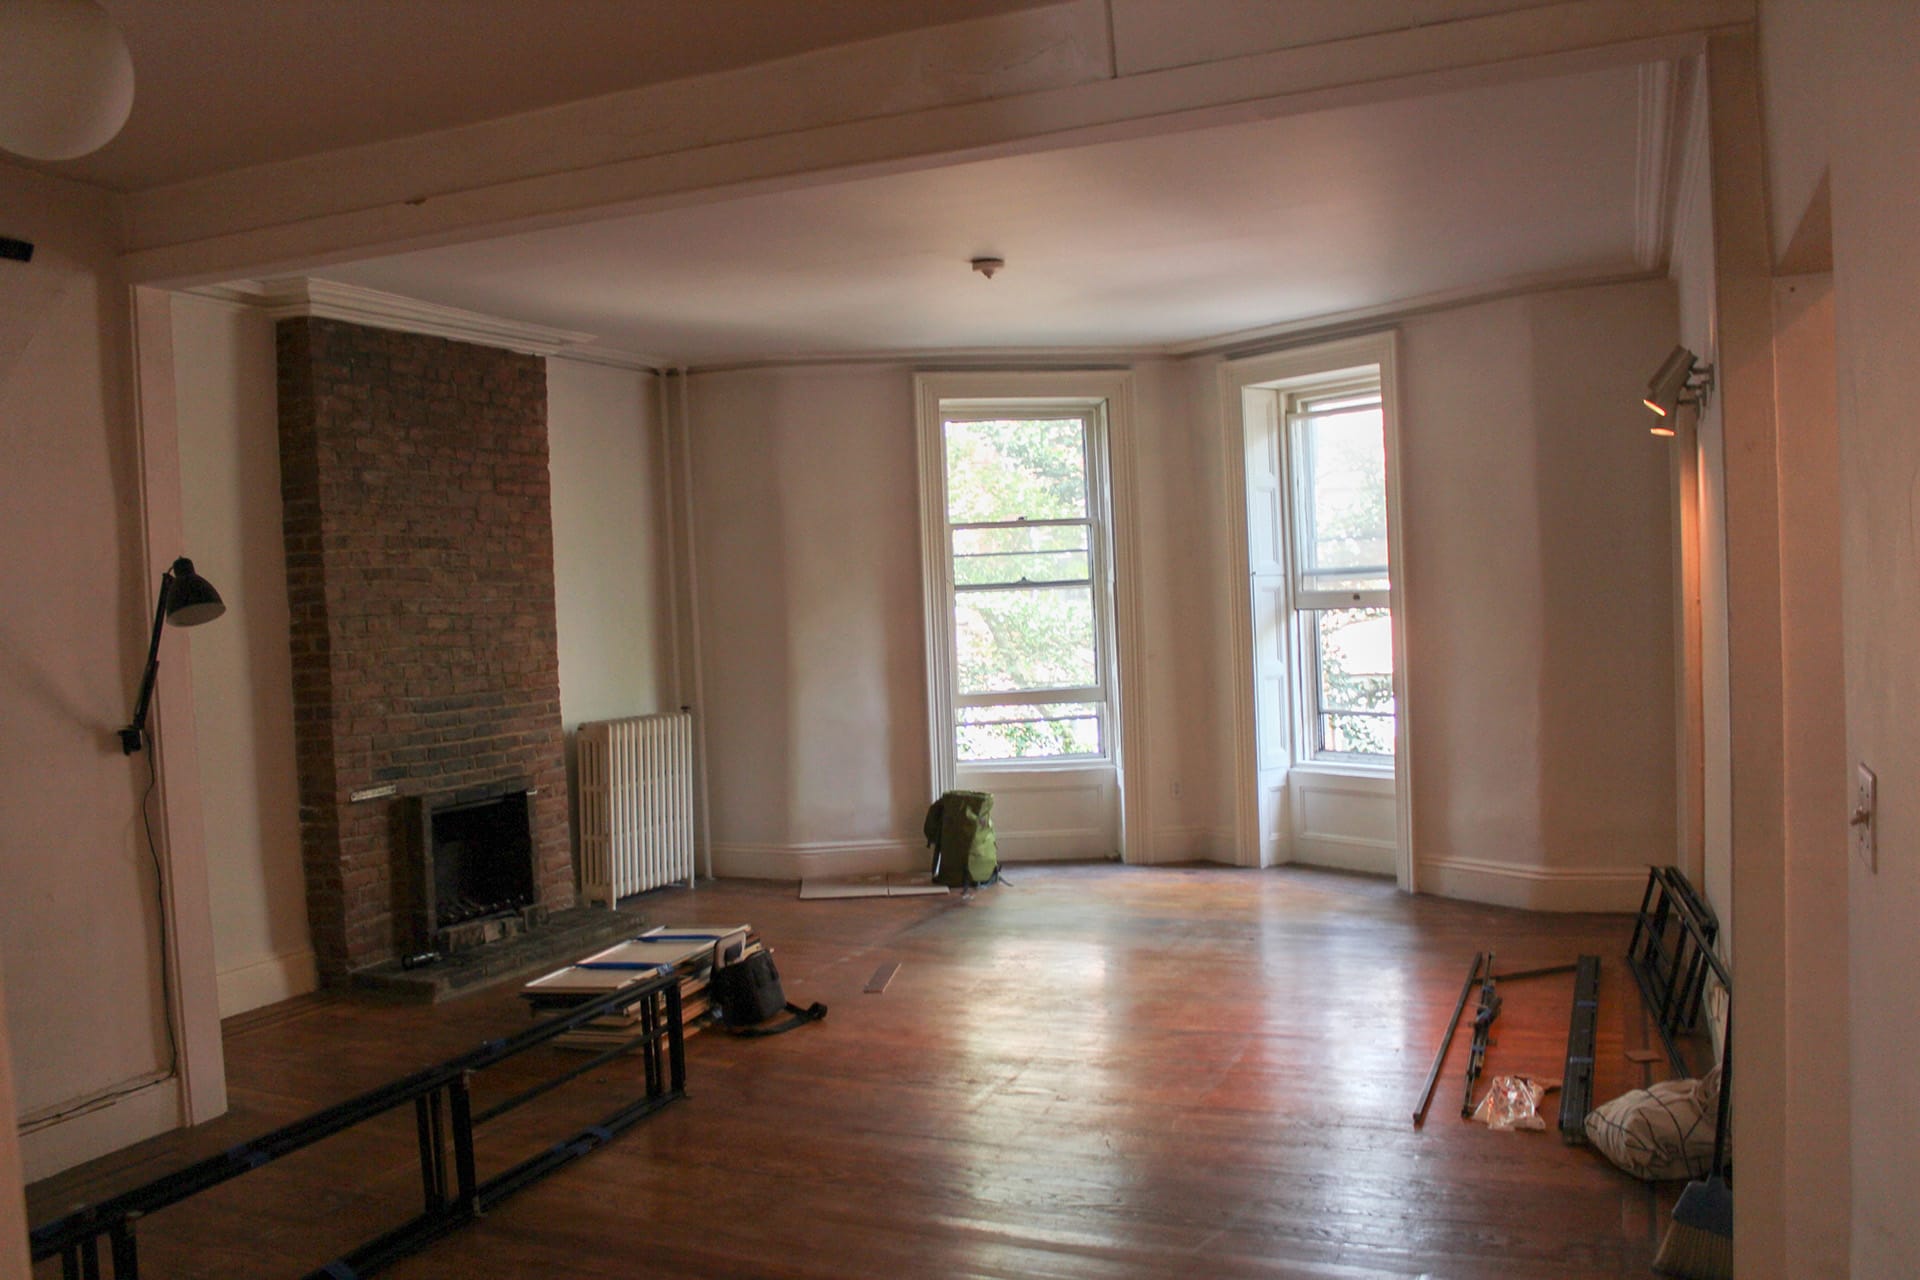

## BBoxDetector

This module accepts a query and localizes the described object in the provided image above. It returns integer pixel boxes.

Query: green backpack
[923,790,1000,889]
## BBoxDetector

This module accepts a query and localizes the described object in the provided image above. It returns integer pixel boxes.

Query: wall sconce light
[1642,345,1715,435]
[120,558,225,754]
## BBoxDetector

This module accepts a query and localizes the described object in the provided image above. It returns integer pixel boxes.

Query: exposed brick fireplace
[276,317,575,980]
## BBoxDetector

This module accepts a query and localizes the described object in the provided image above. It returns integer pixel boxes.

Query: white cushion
[1584,1066,1721,1181]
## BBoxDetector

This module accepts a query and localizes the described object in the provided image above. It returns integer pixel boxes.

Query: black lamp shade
[120,557,226,753]
[163,558,225,627]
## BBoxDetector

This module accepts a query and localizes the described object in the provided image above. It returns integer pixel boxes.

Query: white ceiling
[67,0,1058,190]
[317,63,1649,366]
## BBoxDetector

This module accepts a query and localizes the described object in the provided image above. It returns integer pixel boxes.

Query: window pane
[1314,607,1394,757]
[1299,405,1389,593]
[955,585,1096,694]
[944,418,1088,524]
[952,524,1090,586]
[957,703,1101,761]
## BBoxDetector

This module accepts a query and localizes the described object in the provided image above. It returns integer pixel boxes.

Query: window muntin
[1286,381,1394,762]
[941,412,1109,764]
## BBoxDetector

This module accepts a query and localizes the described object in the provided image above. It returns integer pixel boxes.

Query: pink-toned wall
[0,162,182,1179]
[1820,6,1920,1272]
[170,294,314,1018]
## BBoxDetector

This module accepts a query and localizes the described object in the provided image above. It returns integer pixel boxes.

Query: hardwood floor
[28,865,1679,1278]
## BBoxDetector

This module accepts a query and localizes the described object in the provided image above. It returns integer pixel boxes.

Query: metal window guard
[31,972,685,1280]
[1625,865,1724,1076]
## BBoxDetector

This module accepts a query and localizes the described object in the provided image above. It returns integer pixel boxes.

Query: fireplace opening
[419,789,538,947]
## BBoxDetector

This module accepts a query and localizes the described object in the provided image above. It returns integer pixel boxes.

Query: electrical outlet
[1853,763,1877,873]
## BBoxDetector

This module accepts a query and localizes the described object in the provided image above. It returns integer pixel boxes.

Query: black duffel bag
[709,949,826,1037]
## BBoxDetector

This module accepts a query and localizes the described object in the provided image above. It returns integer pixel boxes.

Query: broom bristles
[1652,1173,1732,1280]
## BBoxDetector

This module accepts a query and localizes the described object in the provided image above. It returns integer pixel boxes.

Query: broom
[1653,1017,1732,1278]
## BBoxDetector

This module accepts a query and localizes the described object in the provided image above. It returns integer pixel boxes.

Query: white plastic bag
[1471,1075,1559,1131]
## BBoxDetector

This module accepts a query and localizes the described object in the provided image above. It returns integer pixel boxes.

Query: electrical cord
[138,732,183,1079]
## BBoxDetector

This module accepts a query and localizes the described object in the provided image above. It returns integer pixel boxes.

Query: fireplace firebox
[413,788,545,953]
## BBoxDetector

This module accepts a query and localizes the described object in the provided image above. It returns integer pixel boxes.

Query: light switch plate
[1854,763,1877,873]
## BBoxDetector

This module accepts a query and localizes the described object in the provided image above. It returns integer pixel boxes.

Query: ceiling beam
[121,0,1752,287]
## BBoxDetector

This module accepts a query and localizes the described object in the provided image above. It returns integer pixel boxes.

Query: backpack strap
[724,1001,828,1038]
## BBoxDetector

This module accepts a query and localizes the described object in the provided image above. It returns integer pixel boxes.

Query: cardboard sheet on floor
[799,873,947,900]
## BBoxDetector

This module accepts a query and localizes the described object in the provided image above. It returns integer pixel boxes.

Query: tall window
[940,409,1112,764]
[1287,379,1395,760]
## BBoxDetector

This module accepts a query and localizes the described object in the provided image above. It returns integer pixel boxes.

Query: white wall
[1814,5,1920,1272]
[1770,271,1850,1279]
[1124,359,1220,860]
[686,366,932,877]
[549,360,673,731]
[1393,281,1679,908]
[1668,70,1728,916]
[0,162,182,1178]
[548,359,678,864]
[171,294,313,1019]
[685,283,1675,901]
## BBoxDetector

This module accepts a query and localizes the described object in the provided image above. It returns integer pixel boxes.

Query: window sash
[1288,381,1391,604]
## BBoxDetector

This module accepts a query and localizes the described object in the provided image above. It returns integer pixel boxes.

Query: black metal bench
[31,972,685,1279]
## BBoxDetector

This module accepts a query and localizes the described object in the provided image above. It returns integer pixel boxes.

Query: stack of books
[521,924,754,1049]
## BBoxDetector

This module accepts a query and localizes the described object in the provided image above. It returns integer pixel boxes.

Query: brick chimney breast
[276,317,574,980]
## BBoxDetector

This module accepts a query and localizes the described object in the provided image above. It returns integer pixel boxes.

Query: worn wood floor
[29,865,1678,1279]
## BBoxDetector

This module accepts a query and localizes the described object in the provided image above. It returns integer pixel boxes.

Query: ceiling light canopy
[1642,345,1713,434]
[0,0,134,162]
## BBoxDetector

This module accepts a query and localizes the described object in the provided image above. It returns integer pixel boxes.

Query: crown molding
[1166,263,1664,360]
[547,346,670,374]
[188,277,598,357]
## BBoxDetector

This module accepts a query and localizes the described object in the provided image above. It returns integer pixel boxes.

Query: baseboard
[216,947,320,1019]
[1291,834,1397,877]
[1145,825,1207,862]
[19,1074,182,1183]
[1416,856,1650,912]
[710,839,924,882]
[995,828,1112,862]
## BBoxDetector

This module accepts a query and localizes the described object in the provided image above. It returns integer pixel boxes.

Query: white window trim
[1220,333,1414,889]
[914,370,1150,862]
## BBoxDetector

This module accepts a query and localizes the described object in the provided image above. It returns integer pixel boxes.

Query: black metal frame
[31,974,684,1279]
[1412,951,1482,1127]
[1625,866,1721,1075]
[1460,953,1502,1117]
[1557,954,1602,1143]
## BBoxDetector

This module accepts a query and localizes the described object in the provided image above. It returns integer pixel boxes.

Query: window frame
[914,373,1143,822]
[934,405,1117,767]
[1280,376,1397,769]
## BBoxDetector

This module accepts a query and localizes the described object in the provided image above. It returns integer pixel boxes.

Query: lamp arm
[120,569,176,755]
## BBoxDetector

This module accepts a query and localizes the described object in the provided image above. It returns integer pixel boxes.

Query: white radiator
[577,712,696,904]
